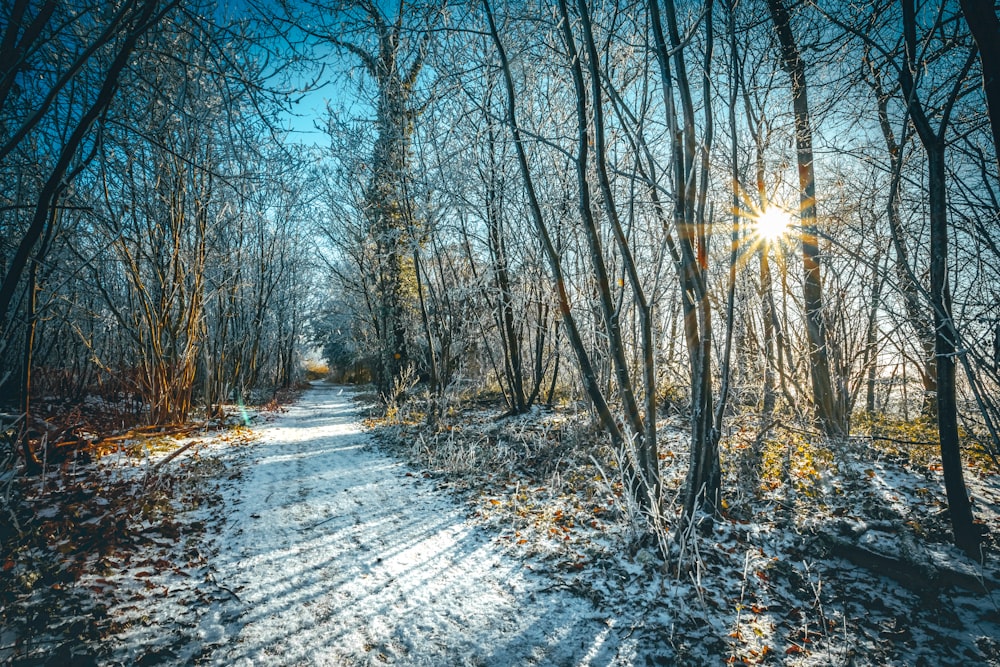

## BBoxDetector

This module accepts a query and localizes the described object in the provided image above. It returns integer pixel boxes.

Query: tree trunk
[649,0,721,517]
[413,246,440,410]
[571,0,659,502]
[899,0,980,554]
[864,250,883,415]
[761,249,778,416]
[927,146,979,554]
[765,0,847,438]
[331,7,427,399]
[484,125,527,413]
[960,0,1000,182]
[483,0,627,465]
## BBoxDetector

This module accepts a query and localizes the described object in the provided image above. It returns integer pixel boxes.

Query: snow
[8,383,998,665]
[99,383,633,665]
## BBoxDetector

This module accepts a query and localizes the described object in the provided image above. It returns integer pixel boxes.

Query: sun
[755,206,791,242]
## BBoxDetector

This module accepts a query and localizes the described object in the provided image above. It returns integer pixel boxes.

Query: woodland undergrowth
[365,385,1000,665]
[0,389,302,664]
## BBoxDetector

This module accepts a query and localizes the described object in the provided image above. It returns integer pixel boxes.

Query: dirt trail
[174,383,627,666]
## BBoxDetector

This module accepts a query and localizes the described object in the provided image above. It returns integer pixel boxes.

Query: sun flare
[755,207,791,241]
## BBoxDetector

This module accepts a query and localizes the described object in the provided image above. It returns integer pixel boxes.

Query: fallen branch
[815,532,997,595]
[99,424,198,444]
[149,438,202,475]
[865,434,939,447]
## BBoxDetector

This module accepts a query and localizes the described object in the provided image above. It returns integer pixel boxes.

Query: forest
[2,0,999,664]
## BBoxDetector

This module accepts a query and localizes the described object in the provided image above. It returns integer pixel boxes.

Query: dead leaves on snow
[0,431,242,663]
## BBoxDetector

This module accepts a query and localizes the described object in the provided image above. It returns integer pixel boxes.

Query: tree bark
[959,0,1000,182]
[649,0,721,517]
[764,0,847,438]
[899,0,980,554]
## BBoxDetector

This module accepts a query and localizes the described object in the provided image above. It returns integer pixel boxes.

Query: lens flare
[755,207,791,241]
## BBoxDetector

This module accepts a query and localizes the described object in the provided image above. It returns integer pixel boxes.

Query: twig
[773,421,825,439]
[866,434,938,447]
[298,514,344,531]
[214,582,242,602]
[206,571,242,602]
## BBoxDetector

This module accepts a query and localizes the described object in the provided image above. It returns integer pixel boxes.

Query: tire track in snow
[194,383,631,666]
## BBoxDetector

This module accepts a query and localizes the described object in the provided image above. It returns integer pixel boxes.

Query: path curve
[192,383,627,666]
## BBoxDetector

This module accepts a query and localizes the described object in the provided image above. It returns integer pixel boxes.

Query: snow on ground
[101,382,634,665]
[369,401,1000,665]
[6,383,998,665]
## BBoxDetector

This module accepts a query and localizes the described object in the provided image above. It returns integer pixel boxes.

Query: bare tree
[278,0,437,397]
[0,0,179,404]
[898,0,981,553]
[764,0,848,438]
[0,0,180,465]
[648,0,725,516]
[482,0,646,508]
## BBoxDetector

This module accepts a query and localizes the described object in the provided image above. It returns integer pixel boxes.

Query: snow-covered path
[192,383,626,666]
